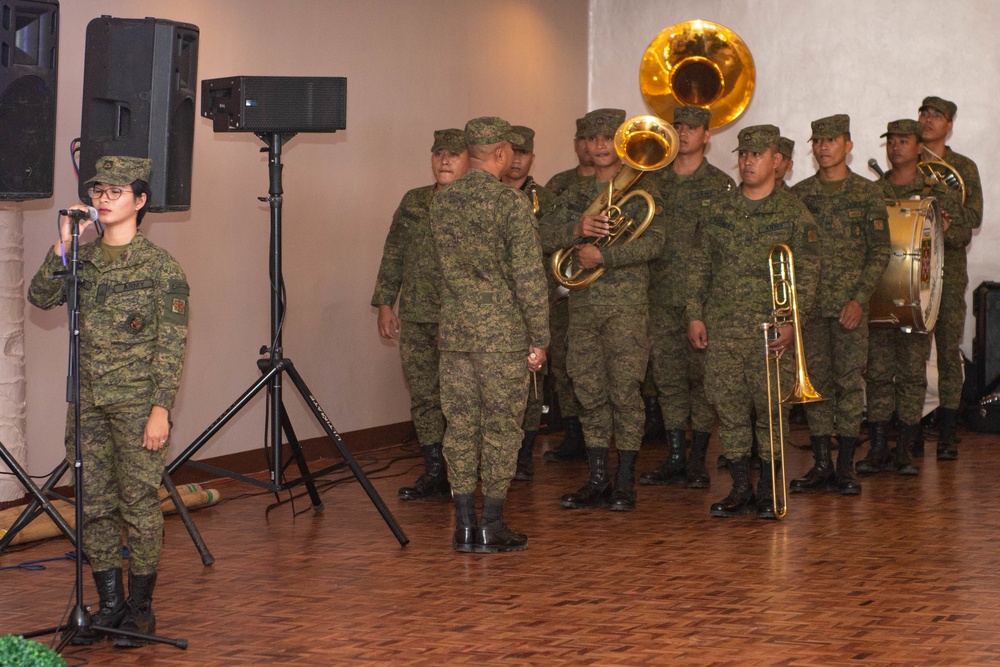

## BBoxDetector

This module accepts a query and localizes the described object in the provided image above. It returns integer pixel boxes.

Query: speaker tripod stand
[166,132,407,547]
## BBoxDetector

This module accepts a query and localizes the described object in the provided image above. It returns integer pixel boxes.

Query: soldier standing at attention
[859,119,967,477]
[775,136,795,190]
[545,117,595,198]
[688,125,821,519]
[429,117,549,553]
[640,105,734,491]
[788,115,890,496]
[29,156,189,647]
[918,96,982,460]
[540,108,667,512]
[372,129,468,501]
[501,126,558,482]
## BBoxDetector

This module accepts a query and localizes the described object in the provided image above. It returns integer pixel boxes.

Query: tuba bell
[550,115,679,291]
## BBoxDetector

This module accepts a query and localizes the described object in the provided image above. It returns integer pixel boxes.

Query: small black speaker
[201,76,347,133]
[78,16,198,212]
[973,281,1000,398]
[0,0,58,201]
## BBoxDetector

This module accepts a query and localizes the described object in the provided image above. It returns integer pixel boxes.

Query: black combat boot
[560,447,612,509]
[476,497,527,553]
[835,437,862,495]
[113,571,157,648]
[894,424,920,476]
[710,457,755,517]
[513,431,537,482]
[543,416,586,462]
[452,493,478,553]
[756,460,780,520]
[911,422,925,458]
[608,449,638,512]
[398,444,450,500]
[790,436,834,493]
[936,407,958,460]
[685,430,711,488]
[642,395,666,443]
[639,429,686,486]
[857,422,889,474]
[71,568,126,644]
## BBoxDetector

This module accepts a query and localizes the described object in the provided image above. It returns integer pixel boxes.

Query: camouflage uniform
[29,230,189,574]
[429,137,549,501]
[546,167,588,199]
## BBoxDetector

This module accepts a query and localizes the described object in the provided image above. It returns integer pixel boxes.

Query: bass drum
[869,197,944,332]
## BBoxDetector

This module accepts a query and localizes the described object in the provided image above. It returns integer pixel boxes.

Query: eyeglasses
[87,186,134,200]
[918,109,946,121]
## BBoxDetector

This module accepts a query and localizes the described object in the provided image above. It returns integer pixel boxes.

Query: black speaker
[78,16,198,212]
[201,76,347,133]
[973,281,1000,398]
[0,0,58,201]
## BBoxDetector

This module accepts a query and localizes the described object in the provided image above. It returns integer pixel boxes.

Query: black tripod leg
[282,363,408,546]
[277,404,325,512]
[161,472,214,566]
[0,451,76,551]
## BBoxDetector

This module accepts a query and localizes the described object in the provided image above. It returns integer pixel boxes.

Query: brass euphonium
[550,116,679,291]
[918,146,966,205]
[763,244,826,520]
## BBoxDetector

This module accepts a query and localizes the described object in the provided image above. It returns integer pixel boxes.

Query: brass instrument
[639,20,756,129]
[763,244,826,520]
[919,147,966,205]
[550,115,679,291]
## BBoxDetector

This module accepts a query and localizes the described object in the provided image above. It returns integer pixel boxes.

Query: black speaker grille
[202,76,347,133]
[974,281,1000,397]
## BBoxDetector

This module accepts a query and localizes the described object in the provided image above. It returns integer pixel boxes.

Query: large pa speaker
[78,16,198,212]
[973,281,1000,398]
[0,0,58,201]
[201,76,347,133]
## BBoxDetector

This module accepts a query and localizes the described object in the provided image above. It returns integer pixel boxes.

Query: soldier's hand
[839,300,863,331]
[574,244,604,269]
[574,213,610,239]
[55,205,96,254]
[767,322,794,358]
[528,345,546,372]
[940,208,953,234]
[377,305,400,340]
[143,406,170,451]
[688,321,708,350]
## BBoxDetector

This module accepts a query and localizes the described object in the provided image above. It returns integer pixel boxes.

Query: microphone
[58,206,99,221]
[867,159,885,178]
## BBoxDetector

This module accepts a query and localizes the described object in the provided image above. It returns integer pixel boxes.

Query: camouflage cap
[809,114,850,141]
[920,96,957,121]
[673,105,711,129]
[881,119,924,138]
[776,136,795,159]
[431,128,467,153]
[733,124,780,153]
[84,155,151,185]
[464,116,523,147]
[581,108,626,138]
[574,117,586,138]
[511,125,535,152]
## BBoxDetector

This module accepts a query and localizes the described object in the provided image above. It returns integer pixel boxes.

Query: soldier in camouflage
[501,126,557,482]
[372,129,468,500]
[688,125,821,519]
[775,136,795,190]
[641,106,735,492]
[29,156,189,647]
[540,108,667,512]
[859,119,967,477]
[918,96,981,460]
[788,115,890,497]
[429,117,549,553]
[545,117,595,198]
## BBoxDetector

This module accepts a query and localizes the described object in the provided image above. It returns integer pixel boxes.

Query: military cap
[776,136,795,159]
[881,119,924,138]
[431,128,467,153]
[809,114,850,141]
[920,96,957,121]
[581,108,626,138]
[733,124,780,153]
[574,117,587,138]
[673,106,711,129]
[464,116,523,147]
[511,125,535,152]
[85,155,151,185]
[809,113,851,141]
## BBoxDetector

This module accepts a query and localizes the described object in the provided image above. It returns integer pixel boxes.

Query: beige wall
[20,0,588,474]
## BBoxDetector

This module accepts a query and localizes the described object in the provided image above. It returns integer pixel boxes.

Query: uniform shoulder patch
[874,220,884,231]
[808,230,819,243]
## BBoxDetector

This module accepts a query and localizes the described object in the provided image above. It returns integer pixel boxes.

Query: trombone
[763,244,826,520]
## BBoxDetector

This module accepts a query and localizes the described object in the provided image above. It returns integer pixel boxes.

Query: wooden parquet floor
[3,424,1000,666]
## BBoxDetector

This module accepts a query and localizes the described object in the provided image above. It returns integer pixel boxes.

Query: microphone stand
[19,214,187,652]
